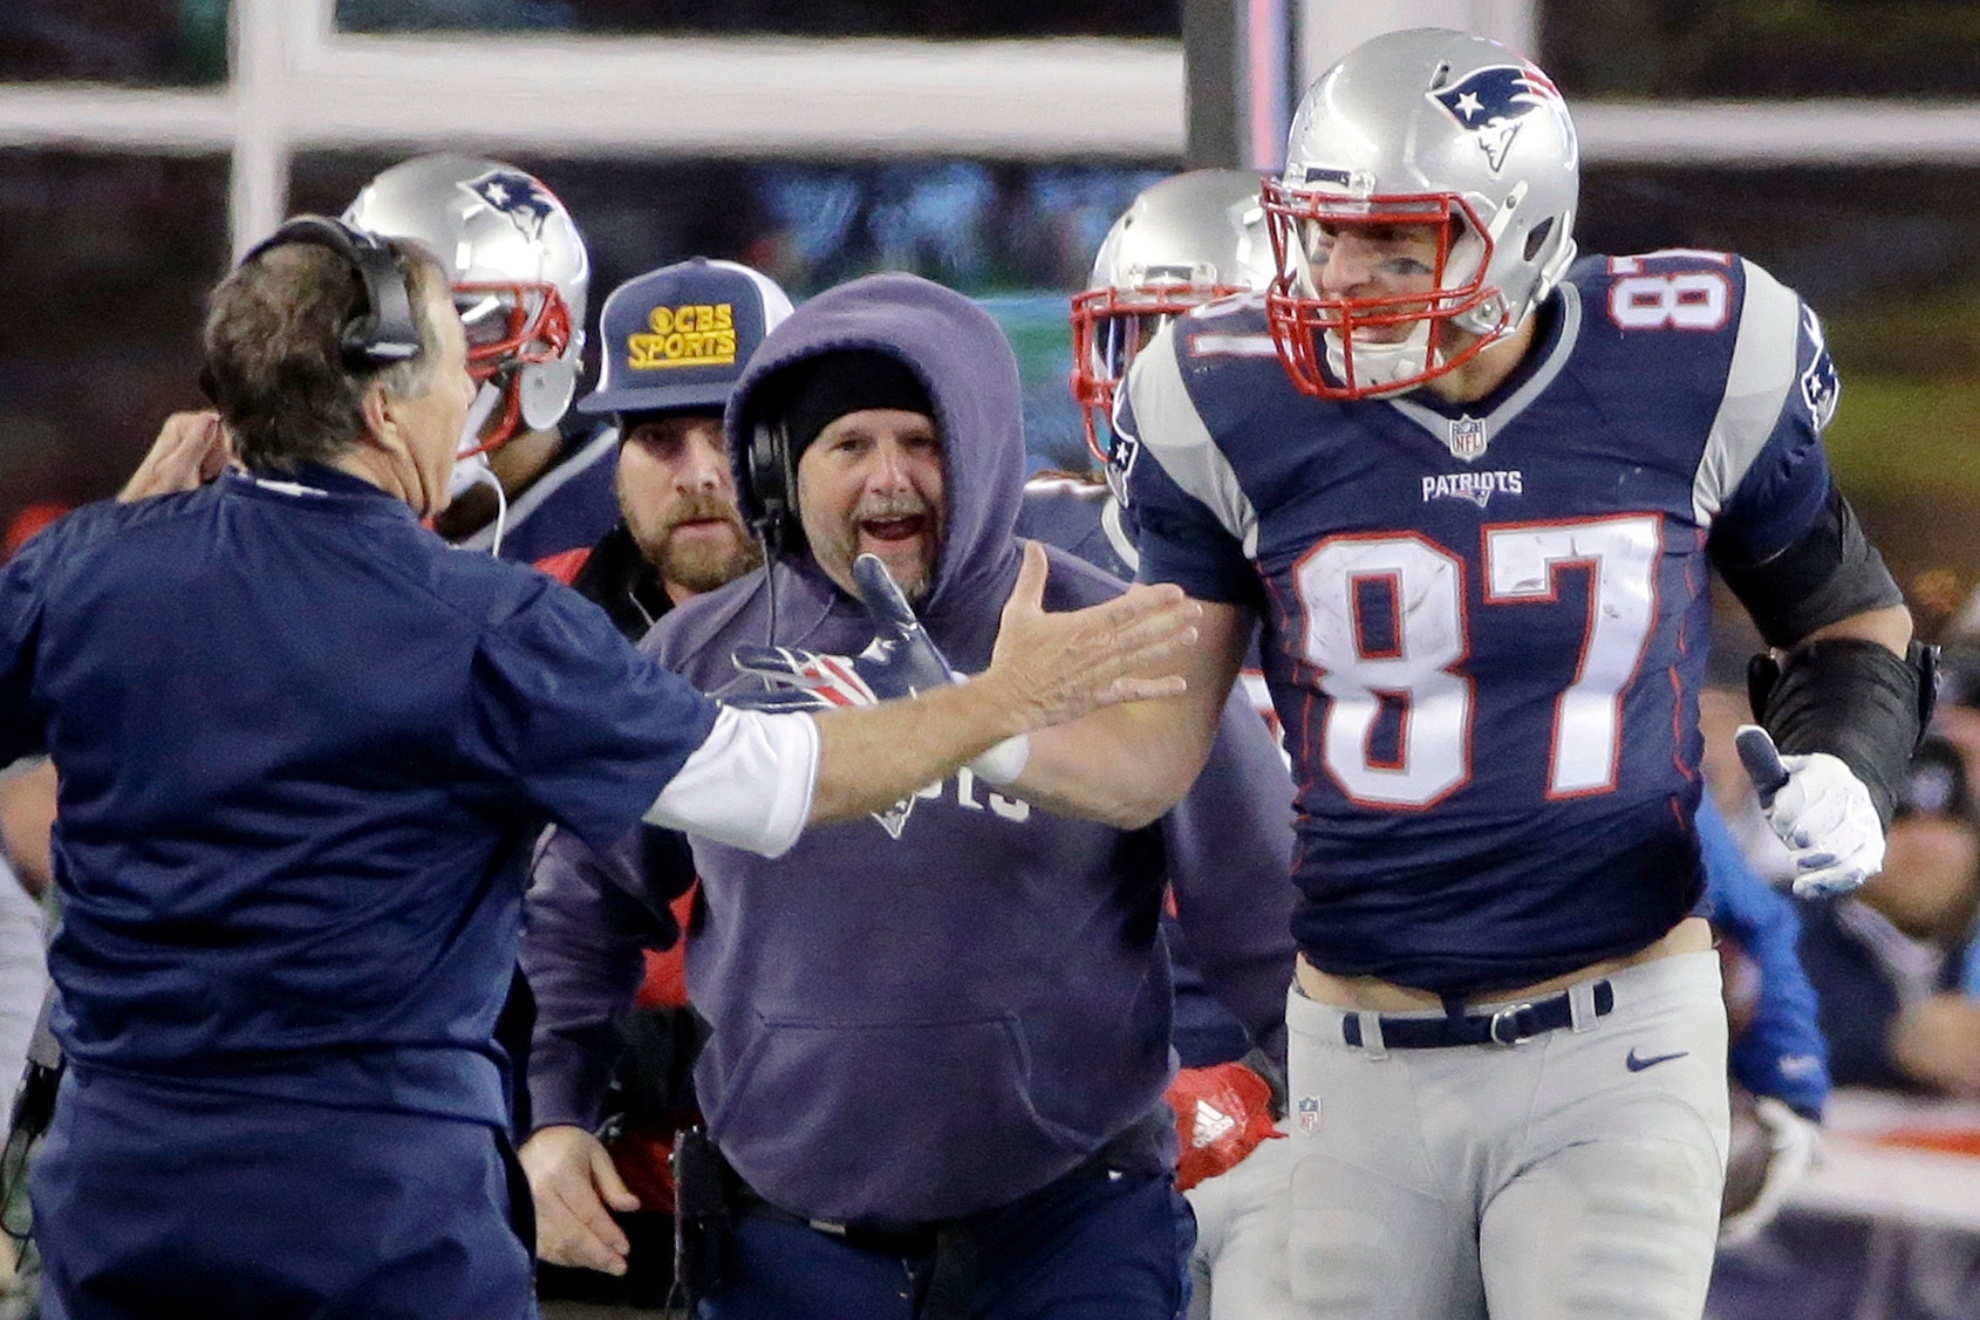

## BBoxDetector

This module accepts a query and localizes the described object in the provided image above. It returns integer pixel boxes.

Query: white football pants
[1277,951,1730,1320]
[1187,1118,1302,1320]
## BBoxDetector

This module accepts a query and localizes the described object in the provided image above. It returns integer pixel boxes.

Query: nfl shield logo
[1297,1095,1320,1134]
[1447,415,1489,462]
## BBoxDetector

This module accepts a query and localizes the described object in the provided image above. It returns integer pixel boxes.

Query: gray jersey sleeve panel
[1691,261,1807,528]
[1127,328,1261,558]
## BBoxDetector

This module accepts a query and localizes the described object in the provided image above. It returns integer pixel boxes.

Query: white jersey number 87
[1297,515,1661,807]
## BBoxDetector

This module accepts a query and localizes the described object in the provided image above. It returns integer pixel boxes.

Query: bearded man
[538,258,790,637]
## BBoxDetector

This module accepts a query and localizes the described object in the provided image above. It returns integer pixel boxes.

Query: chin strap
[443,459,508,558]
[446,382,512,556]
[454,380,511,461]
[474,464,509,558]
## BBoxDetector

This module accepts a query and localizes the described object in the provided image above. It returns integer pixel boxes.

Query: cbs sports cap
[578,257,793,417]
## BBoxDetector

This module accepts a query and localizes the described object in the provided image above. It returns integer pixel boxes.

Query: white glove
[1719,1096,1821,1247]
[1733,725,1885,897]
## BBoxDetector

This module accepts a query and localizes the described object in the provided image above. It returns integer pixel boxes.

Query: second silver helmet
[1071,169,1273,464]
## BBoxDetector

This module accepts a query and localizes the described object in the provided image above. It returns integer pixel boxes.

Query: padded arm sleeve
[1749,639,1937,829]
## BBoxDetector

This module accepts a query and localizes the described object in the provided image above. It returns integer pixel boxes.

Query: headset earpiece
[739,416,795,649]
[238,216,423,372]
[747,419,795,548]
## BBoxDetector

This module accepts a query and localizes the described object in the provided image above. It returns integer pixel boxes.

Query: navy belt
[735,1108,1166,1257]
[1341,979,1614,1049]
[741,1196,946,1258]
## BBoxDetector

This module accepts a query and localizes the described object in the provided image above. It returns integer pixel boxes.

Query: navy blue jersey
[1122,253,1841,994]
[1014,475,1140,582]
[458,424,621,563]
[0,466,717,1125]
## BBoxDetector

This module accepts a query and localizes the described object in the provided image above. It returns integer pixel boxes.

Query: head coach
[0,217,1197,1320]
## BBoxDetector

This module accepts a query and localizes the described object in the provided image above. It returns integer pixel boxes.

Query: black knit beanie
[776,350,933,459]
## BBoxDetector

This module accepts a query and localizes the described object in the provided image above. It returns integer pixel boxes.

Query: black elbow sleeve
[1748,640,1939,828]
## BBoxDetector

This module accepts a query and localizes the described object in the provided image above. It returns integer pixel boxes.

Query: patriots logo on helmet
[1428,64,1564,174]
[461,168,559,241]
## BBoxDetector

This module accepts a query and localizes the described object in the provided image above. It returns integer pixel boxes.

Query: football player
[1047,168,1834,1319]
[991,29,1928,1320]
[124,153,602,561]
[1070,168,1278,497]
[1020,168,1279,584]
[345,152,604,559]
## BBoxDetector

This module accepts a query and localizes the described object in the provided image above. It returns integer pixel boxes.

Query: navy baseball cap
[577,257,794,417]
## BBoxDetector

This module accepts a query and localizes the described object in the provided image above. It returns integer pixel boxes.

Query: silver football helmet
[1266,28,1579,399]
[345,152,590,451]
[1071,169,1273,464]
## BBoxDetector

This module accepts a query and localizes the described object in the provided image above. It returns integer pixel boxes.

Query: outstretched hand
[730,552,960,708]
[782,546,1198,827]
[730,554,1031,781]
[982,540,1198,732]
[848,552,957,695]
[734,546,1196,729]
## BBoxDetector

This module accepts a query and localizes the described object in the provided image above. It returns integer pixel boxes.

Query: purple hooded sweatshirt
[524,272,1296,1224]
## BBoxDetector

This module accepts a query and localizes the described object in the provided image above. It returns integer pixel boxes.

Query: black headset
[238,215,424,371]
[739,411,800,654]
[743,416,797,550]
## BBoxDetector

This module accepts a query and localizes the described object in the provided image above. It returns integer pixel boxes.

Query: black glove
[731,554,961,706]
[728,554,1029,784]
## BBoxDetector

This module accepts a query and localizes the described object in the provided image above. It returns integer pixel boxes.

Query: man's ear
[359,381,399,452]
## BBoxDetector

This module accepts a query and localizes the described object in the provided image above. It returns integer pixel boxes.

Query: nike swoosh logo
[1626,1048,1689,1073]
